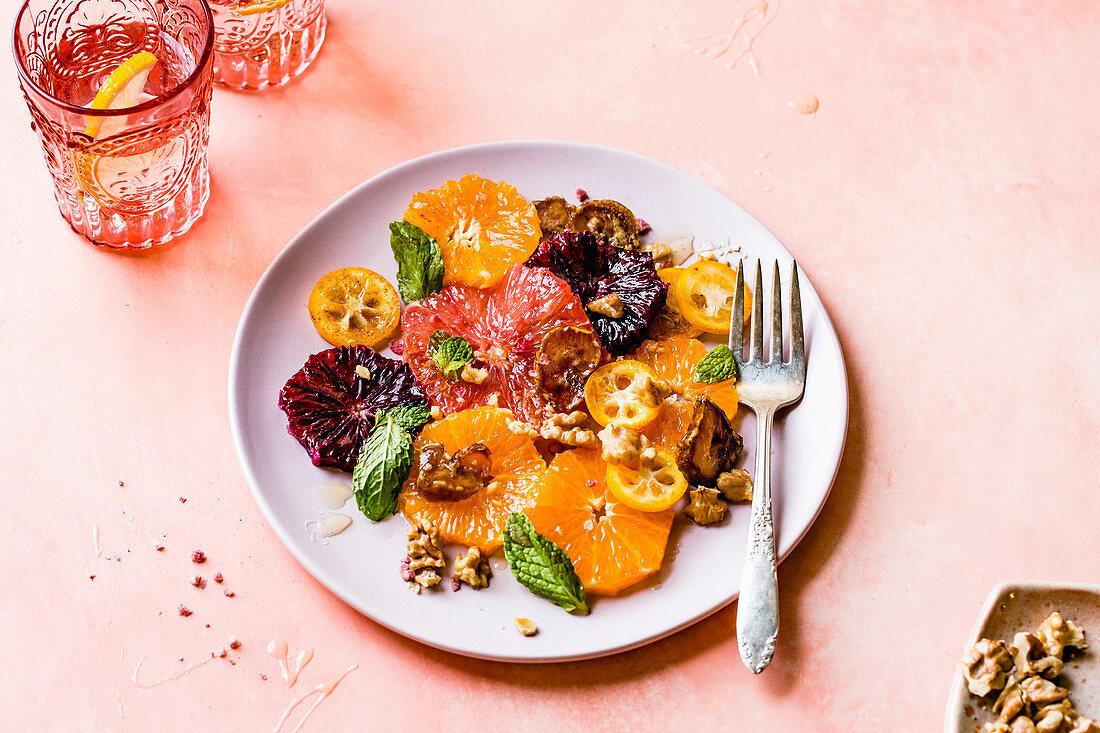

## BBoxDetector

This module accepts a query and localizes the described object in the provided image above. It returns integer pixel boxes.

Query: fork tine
[789,260,804,368]
[730,260,745,360]
[770,261,783,364]
[750,259,765,363]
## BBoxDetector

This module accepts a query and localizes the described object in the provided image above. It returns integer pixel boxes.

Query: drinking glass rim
[11,0,214,117]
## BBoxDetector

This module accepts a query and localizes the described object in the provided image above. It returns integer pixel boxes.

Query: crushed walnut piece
[452,547,492,590]
[354,365,371,380]
[587,293,625,319]
[540,411,599,449]
[414,441,493,501]
[597,423,648,469]
[403,519,446,593]
[1037,612,1087,659]
[430,405,445,421]
[1011,632,1064,680]
[717,468,753,503]
[507,419,539,438]
[640,241,673,268]
[960,638,1012,696]
[460,362,489,385]
[683,488,727,525]
[513,618,538,636]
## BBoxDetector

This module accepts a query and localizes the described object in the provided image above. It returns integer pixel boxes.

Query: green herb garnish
[503,513,589,615]
[428,330,473,381]
[389,221,444,303]
[352,409,414,522]
[387,404,433,432]
[694,344,738,384]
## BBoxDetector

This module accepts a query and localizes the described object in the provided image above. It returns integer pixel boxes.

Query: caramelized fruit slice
[307,267,401,348]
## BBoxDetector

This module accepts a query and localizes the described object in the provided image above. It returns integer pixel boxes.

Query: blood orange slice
[401,264,594,425]
[399,406,545,552]
[526,449,675,595]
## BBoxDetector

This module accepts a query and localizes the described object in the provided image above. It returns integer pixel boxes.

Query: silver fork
[731,260,806,674]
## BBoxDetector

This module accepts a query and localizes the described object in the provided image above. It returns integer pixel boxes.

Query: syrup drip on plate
[789,92,819,115]
[272,664,358,733]
[131,653,227,689]
[305,513,353,544]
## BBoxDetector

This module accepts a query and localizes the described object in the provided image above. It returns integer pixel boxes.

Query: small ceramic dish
[945,581,1100,732]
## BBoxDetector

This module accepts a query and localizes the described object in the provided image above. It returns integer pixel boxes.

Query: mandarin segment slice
[526,449,674,595]
[633,336,740,420]
[403,174,541,288]
[399,406,545,552]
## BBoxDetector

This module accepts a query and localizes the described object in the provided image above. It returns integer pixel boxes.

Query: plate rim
[227,140,850,663]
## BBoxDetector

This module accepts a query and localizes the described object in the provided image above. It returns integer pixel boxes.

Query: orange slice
[403,174,541,288]
[307,267,401,348]
[633,336,739,420]
[526,449,674,595]
[399,406,544,553]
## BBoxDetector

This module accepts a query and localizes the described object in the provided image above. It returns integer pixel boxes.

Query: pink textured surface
[1,1,1098,729]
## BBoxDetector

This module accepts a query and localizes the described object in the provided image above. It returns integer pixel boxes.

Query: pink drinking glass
[209,0,325,90]
[13,0,214,250]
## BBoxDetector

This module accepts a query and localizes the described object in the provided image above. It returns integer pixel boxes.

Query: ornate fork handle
[736,404,779,673]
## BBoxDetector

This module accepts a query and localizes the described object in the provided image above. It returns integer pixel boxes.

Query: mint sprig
[503,513,589,615]
[389,221,444,303]
[428,330,473,381]
[352,409,414,522]
[387,404,432,432]
[695,344,738,384]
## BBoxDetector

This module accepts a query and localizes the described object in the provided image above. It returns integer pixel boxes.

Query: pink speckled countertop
[2,1,1099,730]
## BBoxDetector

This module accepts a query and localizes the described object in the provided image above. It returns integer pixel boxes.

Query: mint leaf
[695,344,738,384]
[352,410,414,522]
[427,330,473,381]
[389,221,444,302]
[388,404,432,432]
[503,513,589,615]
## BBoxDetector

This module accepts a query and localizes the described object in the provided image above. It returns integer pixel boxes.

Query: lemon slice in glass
[84,51,159,139]
[236,0,295,16]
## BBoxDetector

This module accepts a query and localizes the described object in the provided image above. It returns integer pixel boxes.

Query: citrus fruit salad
[277,176,755,616]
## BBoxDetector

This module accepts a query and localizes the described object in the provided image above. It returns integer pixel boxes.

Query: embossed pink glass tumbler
[209,0,325,89]
[13,0,214,250]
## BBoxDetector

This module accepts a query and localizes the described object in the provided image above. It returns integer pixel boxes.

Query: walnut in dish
[683,488,727,526]
[452,546,491,590]
[540,411,598,450]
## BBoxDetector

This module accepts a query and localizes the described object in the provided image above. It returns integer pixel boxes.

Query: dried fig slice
[535,325,604,412]
[415,441,494,501]
[571,199,640,250]
[676,397,743,486]
[534,196,575,240]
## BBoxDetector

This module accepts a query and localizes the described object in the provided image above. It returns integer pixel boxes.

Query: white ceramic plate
[229,141,848,662]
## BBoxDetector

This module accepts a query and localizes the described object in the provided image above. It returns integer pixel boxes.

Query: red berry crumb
[190,576,206,589]
[261,674,268,681]
[399,557,414,583]
[214,573,223,584]
[450,577,461,592]
[179,496,187,503]
[636,218,651,234]
[178,605,193,617]
[389,337,405,356]
[586,479,598,487]
[191,550,206,564]
[118,481,125,487]
[89,575,95,580]
[224,590,235,598]
[576,188,589,202]
[155,544,164,552]
[229,637,241,650]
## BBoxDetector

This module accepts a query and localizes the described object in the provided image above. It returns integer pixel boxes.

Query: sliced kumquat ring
[307,267,401,348]
[605,446,689,512]
[673,259,752,334]
[583,360,664,429]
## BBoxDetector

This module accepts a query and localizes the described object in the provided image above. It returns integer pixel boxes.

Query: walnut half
[683,488,727,526]
[452,546,492,589]
[403,519,446,593]
[541,411,598,449]
[1037,612,1087,659]
[961,638,1014,697]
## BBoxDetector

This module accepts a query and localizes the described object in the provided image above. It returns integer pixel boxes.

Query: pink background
[2,1,1099,729]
